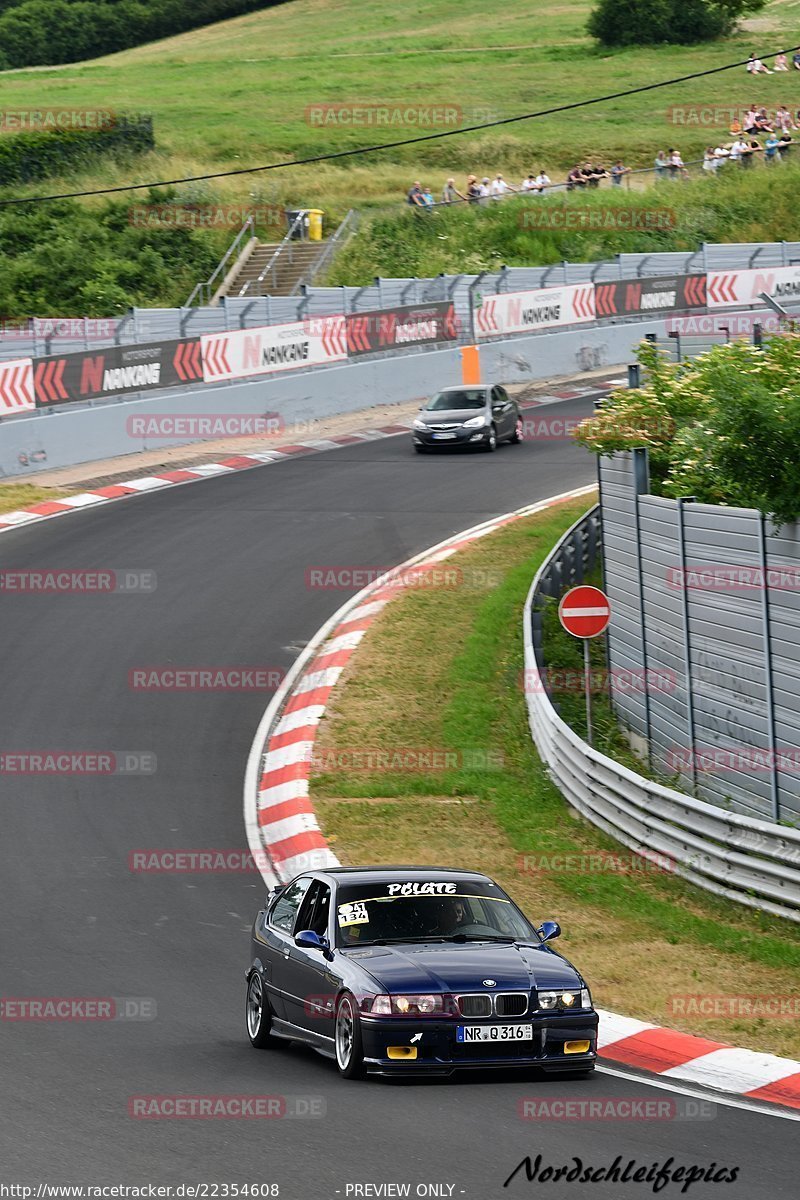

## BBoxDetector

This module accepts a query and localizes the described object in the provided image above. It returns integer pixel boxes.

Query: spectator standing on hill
[610,160,631,186]
[702,147,717,173]
[521,173,537,191]
[534,170,551,192]
[654,150,668,181]
[667,148,687,179]
[729,136,749,163]
[466,175,481,203]
[765,132,782,163]
[566,164,586,191]
[478,177,491,204]
[441,178,465,204]
[490,173,516,198]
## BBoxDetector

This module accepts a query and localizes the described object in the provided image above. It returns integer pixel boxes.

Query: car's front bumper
[360,1011,598,1075]
[413,426,490,448]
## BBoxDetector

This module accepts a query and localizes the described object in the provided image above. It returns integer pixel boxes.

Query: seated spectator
[407,181,426,207]
[490,172,517,198]
[610,160,631,186]
[729,116,742,135]
[794,51,800,70]
[747,53,771,74]
[466,174,482,203]
[654,149,668,180]
[441,178,465,204]
[756,107,773,132]
[743,107,759,134]
[533,170,551,192]
[775,53,788,71]
[765,132,782,163]
[776,106,796,134]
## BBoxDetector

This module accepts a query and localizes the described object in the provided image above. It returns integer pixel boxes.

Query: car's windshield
[425,390,486,411]
[335,880,537,947]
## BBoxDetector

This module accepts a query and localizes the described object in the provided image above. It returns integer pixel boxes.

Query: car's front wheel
[335,992,366,1079]
[246,971,275,1049]
[483,424,497,452]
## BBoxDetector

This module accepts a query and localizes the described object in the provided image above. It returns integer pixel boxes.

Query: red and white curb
[0,378,622,537]
[243,485,800,1114]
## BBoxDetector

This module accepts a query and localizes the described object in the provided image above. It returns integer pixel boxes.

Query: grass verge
[311,494,800,1059]
[0,484,72,514]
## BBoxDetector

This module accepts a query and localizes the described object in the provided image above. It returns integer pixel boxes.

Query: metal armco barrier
[7,240,800,414]
[523,506,800,924]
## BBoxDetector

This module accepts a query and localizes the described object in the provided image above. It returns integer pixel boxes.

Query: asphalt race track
[1,395,797,1198]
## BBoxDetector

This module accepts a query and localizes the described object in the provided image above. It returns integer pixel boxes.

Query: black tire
[334,992,366,1079]
[483,424,498,453]
[246,971,275,1049]
[414,445,427,454]
[511,417,523,444]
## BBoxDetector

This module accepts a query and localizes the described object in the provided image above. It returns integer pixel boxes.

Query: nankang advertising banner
[33,339,203,407]
[345,302,460,356]
[473,284,595,337]
[594,274,706,317]
[201,317,347,384]
[707,265,800,309]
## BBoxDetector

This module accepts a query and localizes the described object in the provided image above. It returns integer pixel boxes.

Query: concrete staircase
[229,240,328,298]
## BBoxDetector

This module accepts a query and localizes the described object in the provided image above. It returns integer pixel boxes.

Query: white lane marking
[597,1064,800,1123]
[661,1046,800,1093]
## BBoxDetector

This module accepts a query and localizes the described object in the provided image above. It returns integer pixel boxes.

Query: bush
[0,1,290,68]
[573,337,800,525]
[0,116,154,185]
[586,0,764,47]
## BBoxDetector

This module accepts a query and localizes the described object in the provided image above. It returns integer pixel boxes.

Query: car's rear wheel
[246,971,274,1048]
[335,992,366,1079]
[511,417,523,444]
[483,424,497,452]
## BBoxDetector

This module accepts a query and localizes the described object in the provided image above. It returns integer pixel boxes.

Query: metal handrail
[239,212,308,298]
[185,217,255,307]
[289,209,358,296]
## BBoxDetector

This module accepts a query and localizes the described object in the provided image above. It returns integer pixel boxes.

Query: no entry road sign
[558,585,611,639]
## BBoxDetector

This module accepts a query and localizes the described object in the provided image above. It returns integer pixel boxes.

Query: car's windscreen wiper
[345,936,448,947]
[442,934,517,943]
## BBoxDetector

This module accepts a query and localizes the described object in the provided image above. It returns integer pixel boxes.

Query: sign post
[558,585,612,746]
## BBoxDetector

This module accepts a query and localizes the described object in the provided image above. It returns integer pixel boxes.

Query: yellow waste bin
[307,209,324,241]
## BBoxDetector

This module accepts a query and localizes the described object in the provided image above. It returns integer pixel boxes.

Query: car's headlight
[538,989,590,1011]
[463,415,486,428]
[413,419,428,431]
[370,993,444,1015]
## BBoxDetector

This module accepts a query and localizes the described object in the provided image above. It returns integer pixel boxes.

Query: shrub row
[0,116,154,184]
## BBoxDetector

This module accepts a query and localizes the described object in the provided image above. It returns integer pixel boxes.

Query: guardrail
[523,505,800,923]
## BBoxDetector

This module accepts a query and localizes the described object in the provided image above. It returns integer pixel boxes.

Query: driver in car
[434,896,471,934]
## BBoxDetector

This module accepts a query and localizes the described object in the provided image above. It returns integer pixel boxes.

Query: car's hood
[342,940,582,993]
[417,408,486,425]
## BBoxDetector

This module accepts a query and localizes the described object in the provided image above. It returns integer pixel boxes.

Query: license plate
[432,431,457,440]
[456,1024,532,1043]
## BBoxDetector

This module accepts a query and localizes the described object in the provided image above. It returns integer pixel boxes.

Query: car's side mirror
[537,920,561,943]
[295,929,331,955]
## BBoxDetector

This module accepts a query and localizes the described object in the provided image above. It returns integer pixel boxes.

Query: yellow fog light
[564,1039,591,1055]
[387,1045,418,1060]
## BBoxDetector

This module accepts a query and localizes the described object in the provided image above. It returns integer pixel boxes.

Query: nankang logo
[483,979,497,987]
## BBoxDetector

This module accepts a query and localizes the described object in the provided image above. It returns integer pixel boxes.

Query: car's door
[491,386,514,438]
[263,876,313,1020]
[282,880,341,1040]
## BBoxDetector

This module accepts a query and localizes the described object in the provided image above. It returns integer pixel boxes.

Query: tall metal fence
[3,239,800,363]
[600,450,800,825]
[525,504,800,922]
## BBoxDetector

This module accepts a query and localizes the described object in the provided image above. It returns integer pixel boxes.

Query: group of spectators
[406,161,636,208]
[696,104,799,172]
[746,51,800,74]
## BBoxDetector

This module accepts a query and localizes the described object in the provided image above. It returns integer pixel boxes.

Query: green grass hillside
[1,0,800,216]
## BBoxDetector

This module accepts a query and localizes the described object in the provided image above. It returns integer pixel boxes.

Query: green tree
[587,0,765,46]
